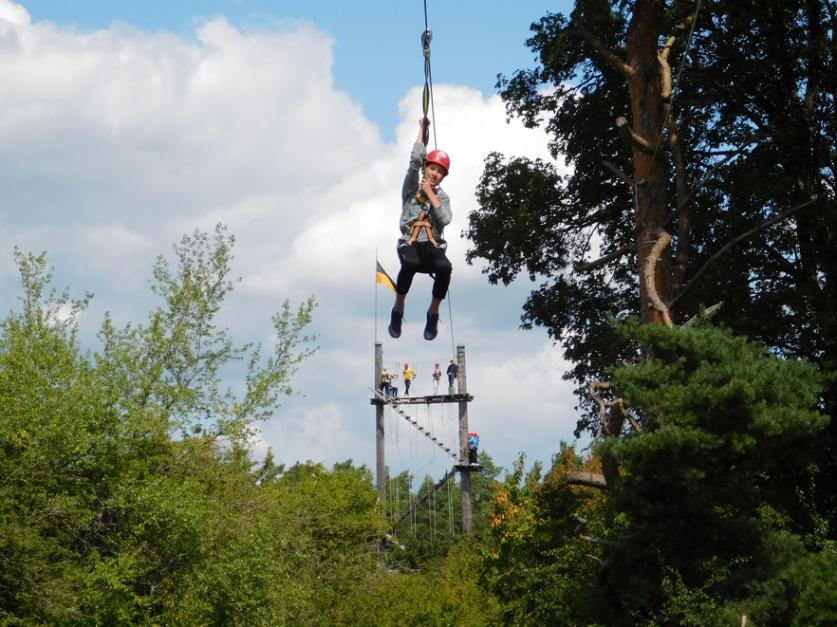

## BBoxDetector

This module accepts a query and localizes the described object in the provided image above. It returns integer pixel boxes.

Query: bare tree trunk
[627,0,674,325]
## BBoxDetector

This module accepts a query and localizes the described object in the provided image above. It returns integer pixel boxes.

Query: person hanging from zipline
[388,118,452,341]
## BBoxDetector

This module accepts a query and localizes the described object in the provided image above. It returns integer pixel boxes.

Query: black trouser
[396,241,452,300]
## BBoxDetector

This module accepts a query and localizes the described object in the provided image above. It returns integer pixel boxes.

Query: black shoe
[388,308,403,338]
[423,312,439,341]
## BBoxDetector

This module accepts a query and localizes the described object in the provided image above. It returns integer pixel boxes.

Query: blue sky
[1,0,582,484]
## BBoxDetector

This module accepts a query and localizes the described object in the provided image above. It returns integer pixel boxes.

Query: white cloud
[259,402,369,468]
[0,0,29,27]
[0,1,578,475]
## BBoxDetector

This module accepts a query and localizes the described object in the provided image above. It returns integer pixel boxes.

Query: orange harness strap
[408,190,439,246]
[407,210,438,246]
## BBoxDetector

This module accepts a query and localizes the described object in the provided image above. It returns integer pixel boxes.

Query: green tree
[482,447,609,625]
[599,323,830,624]
[465,0,836,440]
[386,452,502,570]
[478,325,832,625]
[96,225,317,444]
[0,227,320,624]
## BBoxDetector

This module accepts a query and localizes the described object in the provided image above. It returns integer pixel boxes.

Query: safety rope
[421,0,457,353]
[431,483,436,544]
[447,472,454,535]
[421,1,437,148]
[446,289,456,363]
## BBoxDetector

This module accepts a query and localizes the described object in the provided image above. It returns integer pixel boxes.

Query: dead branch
[616,116,654,152]
[565,471,608,489]
[615,399,642,432]
[575,244,632,272]
[565,26,633,78]
[602,159,633,185]
[658,35,677,99]
[580,534,622,547]
[590,381,612,438]
[762,243,798,276]
[680,302,724,329]
[694,148,753,156]
[668,134,763,226]
[589,381,637,438]
[671,197,818,307]
[659,13,696,100]
[643,230,674,326]
[581,135,759,277]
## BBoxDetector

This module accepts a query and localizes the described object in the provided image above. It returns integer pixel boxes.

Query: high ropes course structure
[371,0,480,536]
[370,345,479,535]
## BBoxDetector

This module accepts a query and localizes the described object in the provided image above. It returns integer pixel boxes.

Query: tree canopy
[464,1,837,623]
[0,227,504,625]
[466,0,836,429]
[4,1,837,623]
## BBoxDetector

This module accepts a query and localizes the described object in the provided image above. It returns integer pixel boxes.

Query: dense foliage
[462,1,836,624]
[465,0,836,430]
[4,2,836,623]
[0,229,497,625]
[482,324,835,626]
[2,229,834,625]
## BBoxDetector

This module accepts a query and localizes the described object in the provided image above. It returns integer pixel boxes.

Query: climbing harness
[406,210,438,246]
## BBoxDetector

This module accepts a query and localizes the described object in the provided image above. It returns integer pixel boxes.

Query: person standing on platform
[402,362,415,396]
[431,361,442,394]
[446,359,459,394]
[388,371,399,398]
[468,432,479,464]
[380,368,391,398]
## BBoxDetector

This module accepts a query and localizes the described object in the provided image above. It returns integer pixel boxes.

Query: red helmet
[404,363,409,368]
[426,150,450,174]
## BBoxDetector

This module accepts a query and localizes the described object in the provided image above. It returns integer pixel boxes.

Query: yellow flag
[376,261,396,292]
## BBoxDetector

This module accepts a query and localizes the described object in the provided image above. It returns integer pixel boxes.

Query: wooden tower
[371,343,478,533]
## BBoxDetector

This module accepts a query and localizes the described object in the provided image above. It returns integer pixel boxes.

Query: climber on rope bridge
[388,118,452,341]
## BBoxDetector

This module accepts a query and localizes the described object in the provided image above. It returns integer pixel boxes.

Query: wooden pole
[456,345,473,534]
[375,343,386,505]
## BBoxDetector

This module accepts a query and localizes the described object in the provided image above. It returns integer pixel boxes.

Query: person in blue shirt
[467,431,479,464]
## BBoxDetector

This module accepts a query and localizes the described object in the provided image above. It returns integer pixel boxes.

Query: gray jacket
[398,143,451,250]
